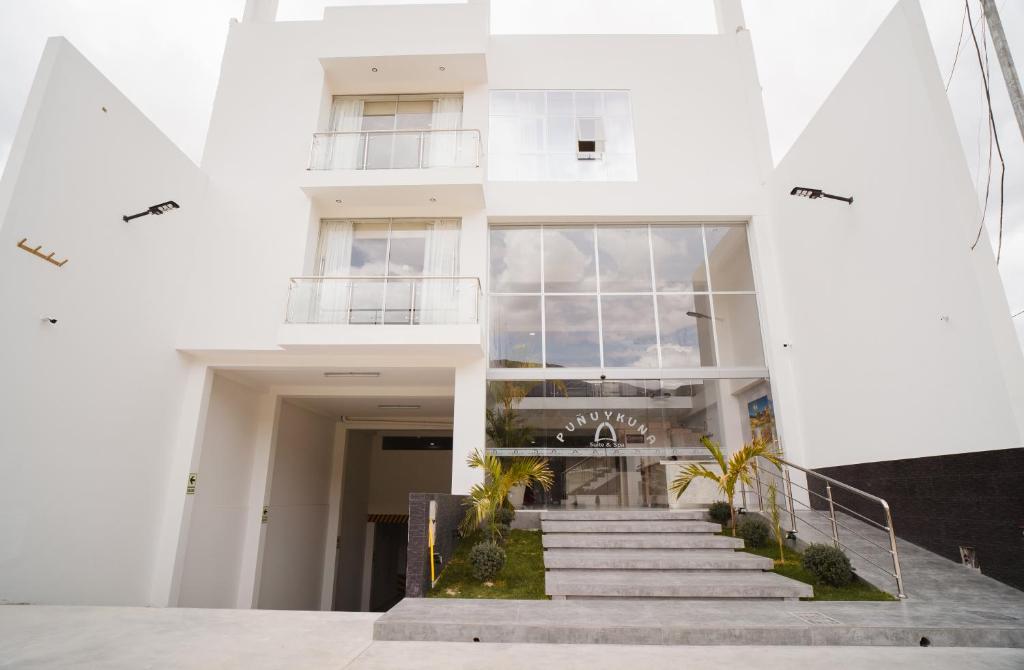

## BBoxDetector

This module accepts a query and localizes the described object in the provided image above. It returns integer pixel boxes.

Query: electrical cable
[966,0,1006,264]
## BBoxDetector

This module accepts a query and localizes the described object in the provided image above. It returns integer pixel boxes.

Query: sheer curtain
[314,220,354,322]
[427,96,463,167]
[328,98,365,169]
[418,219,460,323]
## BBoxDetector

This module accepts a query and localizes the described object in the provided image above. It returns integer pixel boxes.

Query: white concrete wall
[760,0,1024,469]
[333,431,372,611]
[179,1,489,352]
[178,375,261,608]
[367,434,453,514]
[257,400,336,610]
[0,39,207,606]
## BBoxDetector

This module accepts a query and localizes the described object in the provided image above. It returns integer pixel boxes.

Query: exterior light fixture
[786,530,798,541]
[438,66,446,71]
[335,199,343,205]
[323,371,381,378]
[789,186,853,204]
[122,201,180,222]
[371,67,378,72]
[429,197,437,202]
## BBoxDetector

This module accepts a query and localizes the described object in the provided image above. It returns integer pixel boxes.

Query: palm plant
[460,448,554,542]
[668,436,781,535]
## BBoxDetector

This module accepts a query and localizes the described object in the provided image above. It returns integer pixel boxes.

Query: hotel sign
[557,410,656,448]
[489,446,710,457]
[489,409,710,457]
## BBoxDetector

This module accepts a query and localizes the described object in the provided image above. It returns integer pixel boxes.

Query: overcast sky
[0,0,1021,345]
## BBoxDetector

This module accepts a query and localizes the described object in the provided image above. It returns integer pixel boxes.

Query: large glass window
[319,94,467,170]
[488,222,764,369]
[310,218,459,325]
[488,90,637,181]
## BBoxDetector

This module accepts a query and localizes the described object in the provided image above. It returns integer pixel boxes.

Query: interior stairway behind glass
[541,509,813,600]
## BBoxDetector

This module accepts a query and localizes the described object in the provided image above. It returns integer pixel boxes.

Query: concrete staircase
[542,509,813,600]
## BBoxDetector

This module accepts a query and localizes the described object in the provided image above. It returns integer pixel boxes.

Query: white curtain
[314,220,354,322]
[427,96,463,167]
[417,219,460,324]
[327,98,364,169]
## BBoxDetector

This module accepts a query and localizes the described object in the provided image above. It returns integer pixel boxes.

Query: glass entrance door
[488,377,777,509]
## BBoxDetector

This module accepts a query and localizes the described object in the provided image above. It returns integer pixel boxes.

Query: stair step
[543,533,743,550]
[543,549,773,571]
[541,520,720,533]
[540,510,707,521]
[545,570,813,600]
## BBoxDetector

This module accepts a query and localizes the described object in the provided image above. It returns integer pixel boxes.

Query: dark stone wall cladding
[808,447,1024,591]
[406,492,467,598]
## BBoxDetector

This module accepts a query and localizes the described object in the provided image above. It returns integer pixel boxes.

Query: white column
[242,0,278,23]
[234,393,282,609]
[359,522,376,612]
[319,425,346,611]
[714,0,745,34]
[148,363,213,607]
[451,356,486,494]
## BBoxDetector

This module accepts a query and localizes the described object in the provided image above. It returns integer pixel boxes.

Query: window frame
[486,222,766,375]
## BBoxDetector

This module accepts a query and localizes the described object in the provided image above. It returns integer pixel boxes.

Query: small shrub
[707,501,732,525]
[468,541,506,581]
[736,517,771,548]
[494,506,515,526]
[801,543,854,586]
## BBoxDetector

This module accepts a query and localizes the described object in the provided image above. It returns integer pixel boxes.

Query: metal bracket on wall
[17,238,68,267]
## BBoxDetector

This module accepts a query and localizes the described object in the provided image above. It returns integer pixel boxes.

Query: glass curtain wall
[486,223,774,508]
[489,223,764,369]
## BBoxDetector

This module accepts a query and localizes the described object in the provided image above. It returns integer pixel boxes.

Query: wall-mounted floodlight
[122,201,180,222]
[790,187,853,204]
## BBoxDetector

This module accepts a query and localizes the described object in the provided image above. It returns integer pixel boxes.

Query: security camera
[600,374,607,380]
[43,317,57,325]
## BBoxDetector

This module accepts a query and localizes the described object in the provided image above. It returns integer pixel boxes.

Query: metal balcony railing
[285,276,481,325]
[745,457,906,599]
[308,129,482,170]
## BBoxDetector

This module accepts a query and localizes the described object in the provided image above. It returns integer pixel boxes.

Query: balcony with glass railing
[300,129,485,209]
[308,129,481,171]
[286,275,480,325]
[279,276,482,351]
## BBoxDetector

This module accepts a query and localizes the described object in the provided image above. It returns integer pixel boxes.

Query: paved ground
[2,605,1023,669]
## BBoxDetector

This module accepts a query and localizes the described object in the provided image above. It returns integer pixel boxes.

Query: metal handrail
[752,456,906,599]
[308,128,482,170]
[285,275,481,325]
[289,275,482,290]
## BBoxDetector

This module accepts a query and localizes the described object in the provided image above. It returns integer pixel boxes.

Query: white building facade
[1,0,1022,610]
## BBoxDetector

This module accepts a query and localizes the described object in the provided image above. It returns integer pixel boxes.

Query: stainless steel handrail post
[783,467,798,533]
[753,459,764,512]
[825,484,840,548]
[882,501,907,598]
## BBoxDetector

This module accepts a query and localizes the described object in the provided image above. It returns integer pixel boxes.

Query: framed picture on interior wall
[747,396,778,446]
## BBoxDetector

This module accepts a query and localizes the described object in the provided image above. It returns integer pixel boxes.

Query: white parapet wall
[0,39,208,605]
[761,0,1024,470]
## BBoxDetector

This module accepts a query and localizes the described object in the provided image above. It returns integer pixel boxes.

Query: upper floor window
[310,94,479,170]
[287,218,465,325]
[488,90,636,181]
